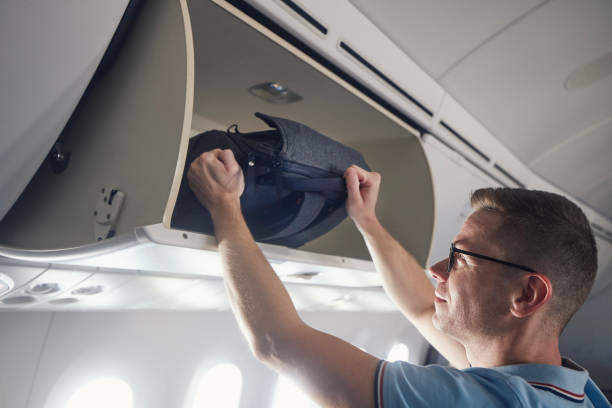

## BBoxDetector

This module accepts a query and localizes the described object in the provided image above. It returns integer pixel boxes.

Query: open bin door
[0,0,194,250]
[0,0,137,220]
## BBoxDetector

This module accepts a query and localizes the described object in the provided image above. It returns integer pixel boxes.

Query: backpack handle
[281,177,346,199]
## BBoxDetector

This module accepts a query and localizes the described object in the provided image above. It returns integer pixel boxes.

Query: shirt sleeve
[375,360,522,408]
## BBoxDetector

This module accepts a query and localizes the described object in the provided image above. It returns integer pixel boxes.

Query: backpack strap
[260,192,326,240]
[266,201,348,248]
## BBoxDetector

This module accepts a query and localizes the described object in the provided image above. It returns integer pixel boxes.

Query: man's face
[430,210,515,342]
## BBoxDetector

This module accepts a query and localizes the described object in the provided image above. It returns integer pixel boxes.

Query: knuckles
[344,165,382,184]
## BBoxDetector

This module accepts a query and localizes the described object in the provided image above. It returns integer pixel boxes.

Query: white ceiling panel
[532,117,612,215]
[439,0,612,218]
[582,177,612,220]
[150,277,227,310]
[84,275,199,310]
[440,0,612,160]
[348,0,546,79]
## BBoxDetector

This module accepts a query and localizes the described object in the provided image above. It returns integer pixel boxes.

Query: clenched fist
[344,164,381,230]
[187,149,245,216]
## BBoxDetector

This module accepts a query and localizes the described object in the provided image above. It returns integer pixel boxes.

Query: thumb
[345,168,362,204]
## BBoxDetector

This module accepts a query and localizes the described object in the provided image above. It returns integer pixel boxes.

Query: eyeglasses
[447,242,535,274]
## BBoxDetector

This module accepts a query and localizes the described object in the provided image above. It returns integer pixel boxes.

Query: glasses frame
[448,242,535,274]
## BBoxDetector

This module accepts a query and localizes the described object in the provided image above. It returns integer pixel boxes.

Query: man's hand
[187,149,244,216]
[344,165,381,230]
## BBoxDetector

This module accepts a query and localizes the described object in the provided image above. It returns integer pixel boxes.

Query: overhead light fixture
[25,282,60,295]
[72,285,104,296]
[0,273,14,297]
[565,50,612,91]
[248,82,303,104]
[2,296,36,305]
[49,298,79,305]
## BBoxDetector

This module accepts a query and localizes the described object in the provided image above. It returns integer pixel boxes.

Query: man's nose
[429,258,450,282]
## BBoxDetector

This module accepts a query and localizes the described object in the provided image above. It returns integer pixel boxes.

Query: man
[187,148,609,407]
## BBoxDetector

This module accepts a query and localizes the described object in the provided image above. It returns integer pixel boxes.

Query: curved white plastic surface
[0,0,130,220]
[421,134,504,266]
[0,223,380,289]
[422,133,612,297]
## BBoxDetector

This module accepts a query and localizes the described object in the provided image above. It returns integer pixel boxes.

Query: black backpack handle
[281,176,346,199]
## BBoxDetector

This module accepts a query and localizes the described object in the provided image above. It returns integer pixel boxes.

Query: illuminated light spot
[272,375,319,408]
[66,378,133,408]
[386,343,409,362]
[192,364,242,408]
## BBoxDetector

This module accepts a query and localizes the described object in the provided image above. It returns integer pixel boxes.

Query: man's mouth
[434,292,447,303]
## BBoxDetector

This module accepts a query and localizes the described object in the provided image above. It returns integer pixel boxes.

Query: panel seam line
[24,312,56,408]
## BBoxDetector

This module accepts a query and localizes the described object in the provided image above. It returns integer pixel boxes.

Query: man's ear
[510,273,553,318]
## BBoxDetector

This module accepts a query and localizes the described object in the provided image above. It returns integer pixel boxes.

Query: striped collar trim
[374,360,388,408]
[491,357,589,402]
[528,381,585,403]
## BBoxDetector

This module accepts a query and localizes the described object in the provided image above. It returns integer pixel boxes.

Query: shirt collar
[492,357,589,402]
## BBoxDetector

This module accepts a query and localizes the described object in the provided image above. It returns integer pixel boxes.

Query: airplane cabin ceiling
[349,0,612,220]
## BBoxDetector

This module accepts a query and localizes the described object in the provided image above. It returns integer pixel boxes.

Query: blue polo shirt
[374,358,610,407]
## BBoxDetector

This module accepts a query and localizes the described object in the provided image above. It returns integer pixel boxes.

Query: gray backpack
[171,113,370,248]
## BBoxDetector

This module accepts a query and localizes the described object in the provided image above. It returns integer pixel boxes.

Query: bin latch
[93,187,125,241]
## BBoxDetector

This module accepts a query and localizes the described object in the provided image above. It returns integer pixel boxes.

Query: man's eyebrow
[454,244,490,263]
[452,239,470,249]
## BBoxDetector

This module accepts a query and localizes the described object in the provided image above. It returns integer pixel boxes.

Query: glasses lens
[448,245,454,273]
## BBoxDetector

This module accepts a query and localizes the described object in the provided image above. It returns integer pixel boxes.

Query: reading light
[248,82,303,104]
[0,273,14,297]
[72,285,104,296]
[2,296,36,305]
[25,282,60,295]
[49,298,79,305]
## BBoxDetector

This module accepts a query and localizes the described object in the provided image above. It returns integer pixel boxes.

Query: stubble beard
[432,303,471,344]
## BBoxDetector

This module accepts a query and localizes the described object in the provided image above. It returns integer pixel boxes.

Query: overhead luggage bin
[0,0,195,250]
[0,0,435,277]
[0,0,132,221]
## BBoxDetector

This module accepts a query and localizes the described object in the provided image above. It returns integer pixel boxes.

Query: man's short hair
[470,188,598,333]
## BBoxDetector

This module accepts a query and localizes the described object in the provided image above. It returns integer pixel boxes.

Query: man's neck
[463,329,562,368]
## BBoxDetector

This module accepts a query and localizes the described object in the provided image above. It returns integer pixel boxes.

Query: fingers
[344,165,381,188]
[344,167,362,203]
[345,165,366,183]
[191,149,236,175]
[187,149,244,212]
[218,149,240,175]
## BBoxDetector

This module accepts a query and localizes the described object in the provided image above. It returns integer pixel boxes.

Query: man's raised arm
[188,150,380,408]
[344,165,469,369]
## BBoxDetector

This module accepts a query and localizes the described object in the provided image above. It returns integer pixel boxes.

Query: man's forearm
[357,217,436,321]
[357,217,470,369]
[211,203,303,356]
